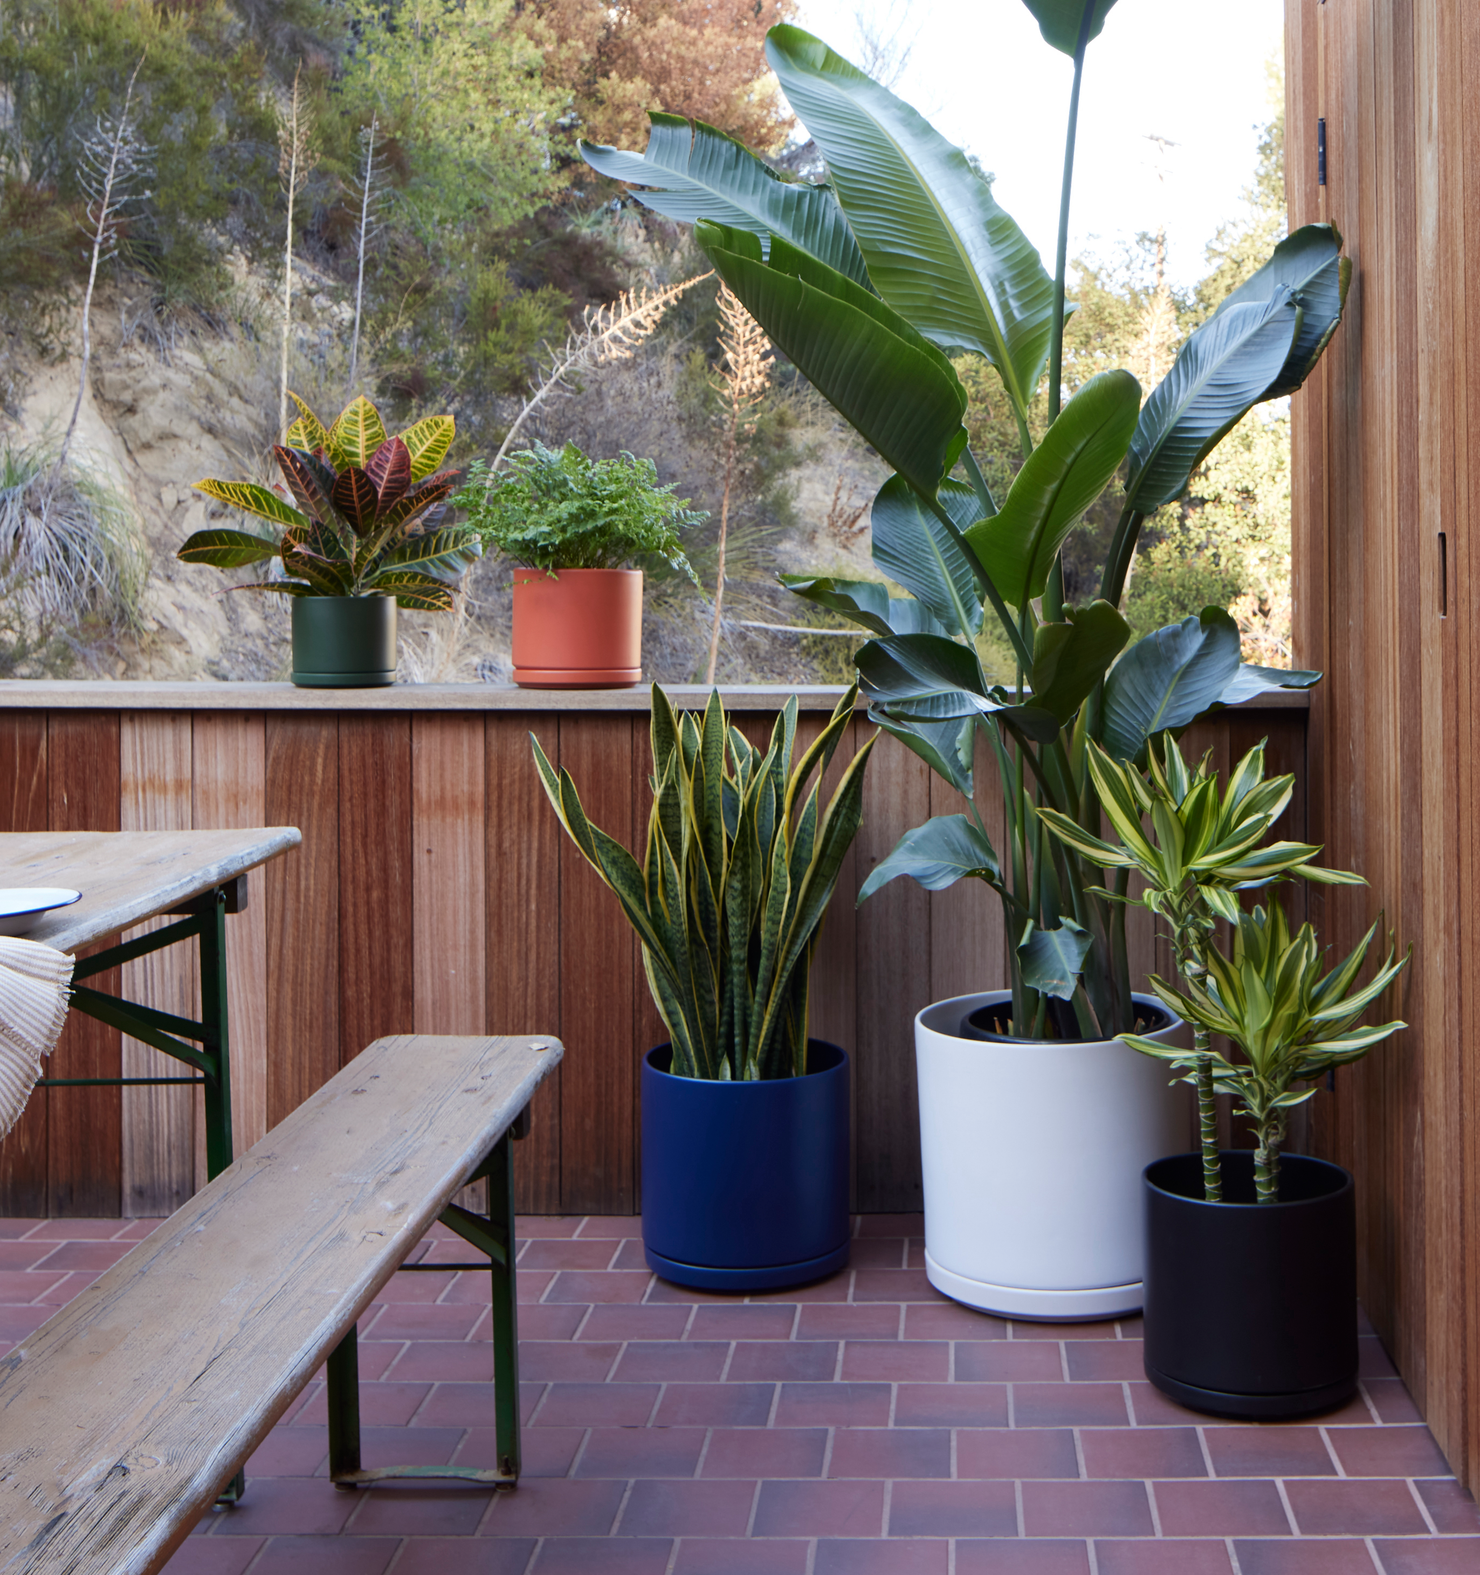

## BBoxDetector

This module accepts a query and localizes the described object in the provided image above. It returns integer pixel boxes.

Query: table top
[0,830,302,953]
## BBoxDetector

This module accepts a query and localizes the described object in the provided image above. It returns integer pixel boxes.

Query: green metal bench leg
[488,1132,521,1482]
[326,1325,363,1487]
[197,887,234,1182]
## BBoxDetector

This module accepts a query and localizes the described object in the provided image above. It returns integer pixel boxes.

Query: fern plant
[178,394,480,610]
[533,685,875,1080]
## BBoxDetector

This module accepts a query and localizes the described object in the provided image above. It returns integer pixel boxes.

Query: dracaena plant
[1039,735,1365,1200]
[532,685,876,1080]
[581,5,1350,1041]
[1126,898,1408,1205]
[178,394,480,609]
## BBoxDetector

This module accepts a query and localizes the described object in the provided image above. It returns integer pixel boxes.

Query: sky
[789,0,1286,291]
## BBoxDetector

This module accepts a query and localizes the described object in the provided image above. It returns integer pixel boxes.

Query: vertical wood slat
[46,712,122,1217]
[264,716,339,1130]
[119,713,195,1218]
[192,713,270,1163]
[0,715,49,1214]
[488,714,562,1216]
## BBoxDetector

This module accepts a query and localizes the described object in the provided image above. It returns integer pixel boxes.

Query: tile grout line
[607,1476,638,1536]
[881,1476,893,1537]
[1318,1423,1346,1476]
[1365,1535,1389,1574]
[1271,1475,1300,1536]
[1225,1536,1244,1575]
[742,1478,762,1537]
[1013,1477,1025,1536]
[1404,1475,1440,1535]
[1072,1426,1087,1481]
[692,1426,713,1481]
[1196,1424,1217,1478]
[1144,1477,1165,1538]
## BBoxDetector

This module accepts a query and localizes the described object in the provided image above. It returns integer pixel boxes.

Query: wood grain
[0,1032,563,1575]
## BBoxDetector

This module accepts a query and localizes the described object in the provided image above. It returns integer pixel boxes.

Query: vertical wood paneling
[627,713,663,1215]
[46,712,121,1217]
[558,715,634,1214]
[488,714,562,1215]
[119,713,195,1217]
[192,712,270,1161]
[264,716,339,1129]
[0,715,48,1213]
[338,715,413,1069]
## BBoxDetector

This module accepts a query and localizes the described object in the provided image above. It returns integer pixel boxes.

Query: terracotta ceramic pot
[511,567,642,688]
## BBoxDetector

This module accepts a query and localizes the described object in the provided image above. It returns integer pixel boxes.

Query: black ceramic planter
[1143,1151,1358,1419]
[291,595,397,687]
[640,1041,850,1291]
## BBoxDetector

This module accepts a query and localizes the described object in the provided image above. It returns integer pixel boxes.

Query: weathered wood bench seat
[0,1031,563,1575]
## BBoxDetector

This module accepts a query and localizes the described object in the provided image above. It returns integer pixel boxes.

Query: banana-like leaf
[366,435,412,509]
[1019,0,1119,54]
[872,713,975,797]
[328,395,387,470]
[1214,663,1322,707]
[964,370,1140,606]
[1030,600,1131,723]
[397,414,456,482]
[858,813,1001,903]
[1099,608,1243,763]
[870,476,984,637]
[1018,919,1091,1000]
[779,575,946,637]
[768,26,1056,422]
[177,528,279,568]
[285,391,331,453]
[580,113,870,287]
[331,467,380,537]
[1123,291,1302,514]
[194,479,308,533]
[697,224,968,497]
[860,635,1060,740]
[1210,223,1349,398]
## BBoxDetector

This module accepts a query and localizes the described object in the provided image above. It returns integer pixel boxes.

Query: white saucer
[0,888,82,937]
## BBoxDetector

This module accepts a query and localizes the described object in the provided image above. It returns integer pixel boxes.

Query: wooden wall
[0,698,1305,1222]
[1288,0,1480,1495]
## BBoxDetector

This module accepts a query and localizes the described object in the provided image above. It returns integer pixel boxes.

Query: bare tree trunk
[705,420,737,685]
[277,64,315,441]
[347,112,377,398]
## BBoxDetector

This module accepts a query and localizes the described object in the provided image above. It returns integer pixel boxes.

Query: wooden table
[1,830,301,1181]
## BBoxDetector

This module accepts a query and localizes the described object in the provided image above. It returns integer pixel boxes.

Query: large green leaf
[1123,291,1302,514]
[1099,609,1243,763]
[193,479,307,533]
[779,575,945,637]
[177,528,278,568]
[1019,0,1119,54]
[1215,663,1322,707]
[1030,600,1130,722]
[869,476,983,637]
[767,25,1057,423]
[871,713,976,797]
[1211,223,1349,399]
[1018,919,1092,999]
[964,370,1140,606]
[857,814,1002,903]
[696,224,968,496]
[858,634,1059,740]
[580,113,870,287]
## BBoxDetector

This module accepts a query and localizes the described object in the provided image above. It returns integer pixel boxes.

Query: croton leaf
[176,528,279,568]
[331,467,381,537]
[366,436,412,509]
[273,446,334,521]
[396,414,456,482]
[284,391,331,453]
[376,527,483,581]
[375,471,459,531]
[193,479,308,533]
[370,572,457,611]
[327,396,387,471]
[281,546,352,597]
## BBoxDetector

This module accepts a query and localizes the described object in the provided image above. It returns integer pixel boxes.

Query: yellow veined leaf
[327,395,388,470]
[285,391,331,453]
[194,479,308,532]
[397,414,456,481]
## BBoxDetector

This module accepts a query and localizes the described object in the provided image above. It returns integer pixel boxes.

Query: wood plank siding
[1288,0,1479,1496]
[0,692,1305,1224]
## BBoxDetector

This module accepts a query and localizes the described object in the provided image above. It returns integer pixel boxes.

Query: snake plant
[533,685,875,1080]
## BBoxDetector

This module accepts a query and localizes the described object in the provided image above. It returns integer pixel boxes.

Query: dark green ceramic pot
[290,596,397,688]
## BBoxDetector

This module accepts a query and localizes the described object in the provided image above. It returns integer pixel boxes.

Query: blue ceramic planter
[641,1040,851,1291]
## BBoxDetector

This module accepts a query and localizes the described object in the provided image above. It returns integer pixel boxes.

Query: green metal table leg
[197,887,233,1182]
[326,1326,363,1488]
[487,1132,521,1482]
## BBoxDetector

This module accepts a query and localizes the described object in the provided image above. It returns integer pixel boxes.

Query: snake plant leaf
[176,528,279,568]
[193,479,308,533]
[696,223,969,497]
[580,113,870,287]
[327,395,387,471]
[1214,663,1322,708]
[1210,223,1350,399]
[964,370,1140,607]
[1123,291,1302,515]
[331,467,380,537]
[778,575,946,637]
[366,436,412,509]
[285,391,331,454]
[1019,0,1120,54]
[397,414,456,482]
[1030,600,1131,723]
[1017,918,1092,1000]
[857,813,1002,903]
[874,714,976,798]
[870,476,984,637]
[1099,609,1243,764]
[767,25,1057,425]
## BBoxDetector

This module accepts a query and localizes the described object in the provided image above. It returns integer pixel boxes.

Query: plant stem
[705,411,735,684]
[1048,1,1097,423]
[1254,1122,1281,1204]
[1194,1029,1223,1202]
[348,111,377,399]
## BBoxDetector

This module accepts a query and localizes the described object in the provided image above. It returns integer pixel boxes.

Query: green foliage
[179,392,480,607]
[464,260,571,396]
[532,685,876,1080]
[457,442,704,578]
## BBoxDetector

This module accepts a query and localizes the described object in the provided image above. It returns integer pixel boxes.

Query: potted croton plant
[1044,736,1408,1416]
[180,394,479,686]
[583,5,1350,1316]
[533,685,874,1289]
[456,441,704,688]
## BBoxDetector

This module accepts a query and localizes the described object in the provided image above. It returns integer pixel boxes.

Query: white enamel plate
[0,888,82,937]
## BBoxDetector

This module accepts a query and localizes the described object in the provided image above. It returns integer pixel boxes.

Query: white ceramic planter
[915,990,1187,1320]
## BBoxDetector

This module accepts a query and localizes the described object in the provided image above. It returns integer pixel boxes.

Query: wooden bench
[0,1032,563,1575]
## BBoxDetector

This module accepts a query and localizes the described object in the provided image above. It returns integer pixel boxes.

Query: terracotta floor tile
[688,1303,796,1341]
[162,1537,266,1575]
[1325,1426,1451,1479]
[701,1427,829,1479]
[827,1427,951,1480]
[1362,1381,1423,1425]
[343,1482,494,1536]
[526,1538,674,1573]
[1204,1427,1336,1478]
[1372,1539,1480,1574]
[954,1543,1092,1575]
[361,1302,483,1342]
[1064,1340,1147,1381]
[1127,1381,1226,1427]
[513,1303,587,1341]
[773,1381,892,1427]
[955,1428,1079,1480]
[246,1425,329,1479]
[240,1536,400,1575]
[1013,1382,1130,1428]
[339,1425,465,1475]
[1008,1318,1119,1341]
[531,1381,660,1427]
[752,1478,886,1536]
[515,1340,622,1382]
[613,1340,728,1382]
[459,1426,583,1478]
[382,1341,500,1383]
[1020,1479,1155,1537]
[893,1382,1008,1428]
[480,1477,626,1536]
[294,1380,433,1429]
[857,1214,926,1237]
[842,1341,949,1382]
[576,1304,689,1341]
[0,1268,68,1300]
[1285,1479,1431,1537]
[851,1237,910,1269]
[209,1476,360,1537]
[853,1269,940,1302]
[1154,1478,1292,1537]
[726,1341,838,1381]
[517,1216,583,1238]
[798,1304,902,1340]
[887,1479,1018,1537]
[28,1218,127,1239]
[26,1240,132,1271]
[519,1238,622,1270]
[1359,1337,1399,1379]
[903,1303,1009,1340]
[670,1537,811,1574]
[617,1477,757,1536]
[408,1381,514,1429]
[1094,1539,1233,1574]
[545,1270,653,1304]
[1232,1540,1381,1574]
[0,1304,53,1340]
[814,1539,951,1573]
[386,1538,537,1573]
[1413,1478,1480,1533]
[610,1239,651,1270]
[955,1342,1065,1382]
[573,1427,707,1478]
[655,1382,776,1426]
[1080,1425,1207,1478]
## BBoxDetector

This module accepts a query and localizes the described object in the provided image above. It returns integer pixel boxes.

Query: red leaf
[330,467,380,537]
[366,436,411,510]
